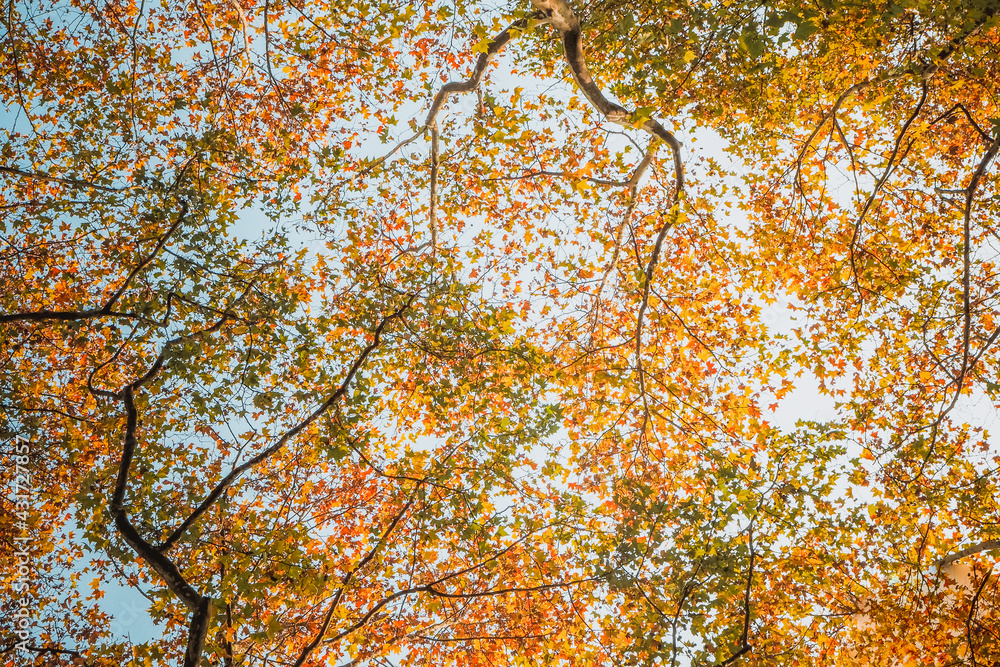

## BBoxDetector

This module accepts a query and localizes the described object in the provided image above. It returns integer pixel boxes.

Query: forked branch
[795,5,996,196]
[594,144,657,304]
[111,387,212,667]
[848,82,928,299]
[916,132,1000,479]
[292,490,421,667]
[531,0,684,430]
[355,13,545,179]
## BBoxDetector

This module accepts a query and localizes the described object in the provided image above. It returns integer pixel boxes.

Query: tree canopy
[2,0,1000,664]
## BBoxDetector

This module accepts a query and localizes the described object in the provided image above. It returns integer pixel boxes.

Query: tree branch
[930,103,994,143]
[711,524,755,667]
[794,5,995,197]
[110,386,213,667]
[957,132,1000,393]
[0,165,130,192]
[594,144,657,303]
[848,81,928,300]
[966,566,993,667]
[915,131,1000,479]
[429,122,440,254]
[319,575,596,651]
[936,540,1000,568]
[158,294,418,551]
[0,201,188,324]
[354,14,544,179]
[0,643,95,666]
[532,0,684,435]
[292,490,421,667]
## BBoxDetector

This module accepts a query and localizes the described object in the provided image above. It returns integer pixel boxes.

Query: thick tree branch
[937,540,1000,568]
[532,0,684,434]
[110,386,213,667]
[100,285,259,666]
[420,15,543,130]
[541,0,683,181]
[0,305,137,325]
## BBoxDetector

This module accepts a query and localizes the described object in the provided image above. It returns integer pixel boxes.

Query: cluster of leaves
[2,0,1000,665]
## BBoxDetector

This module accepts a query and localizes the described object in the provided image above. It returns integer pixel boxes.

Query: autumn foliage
[2,0,1000,664]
